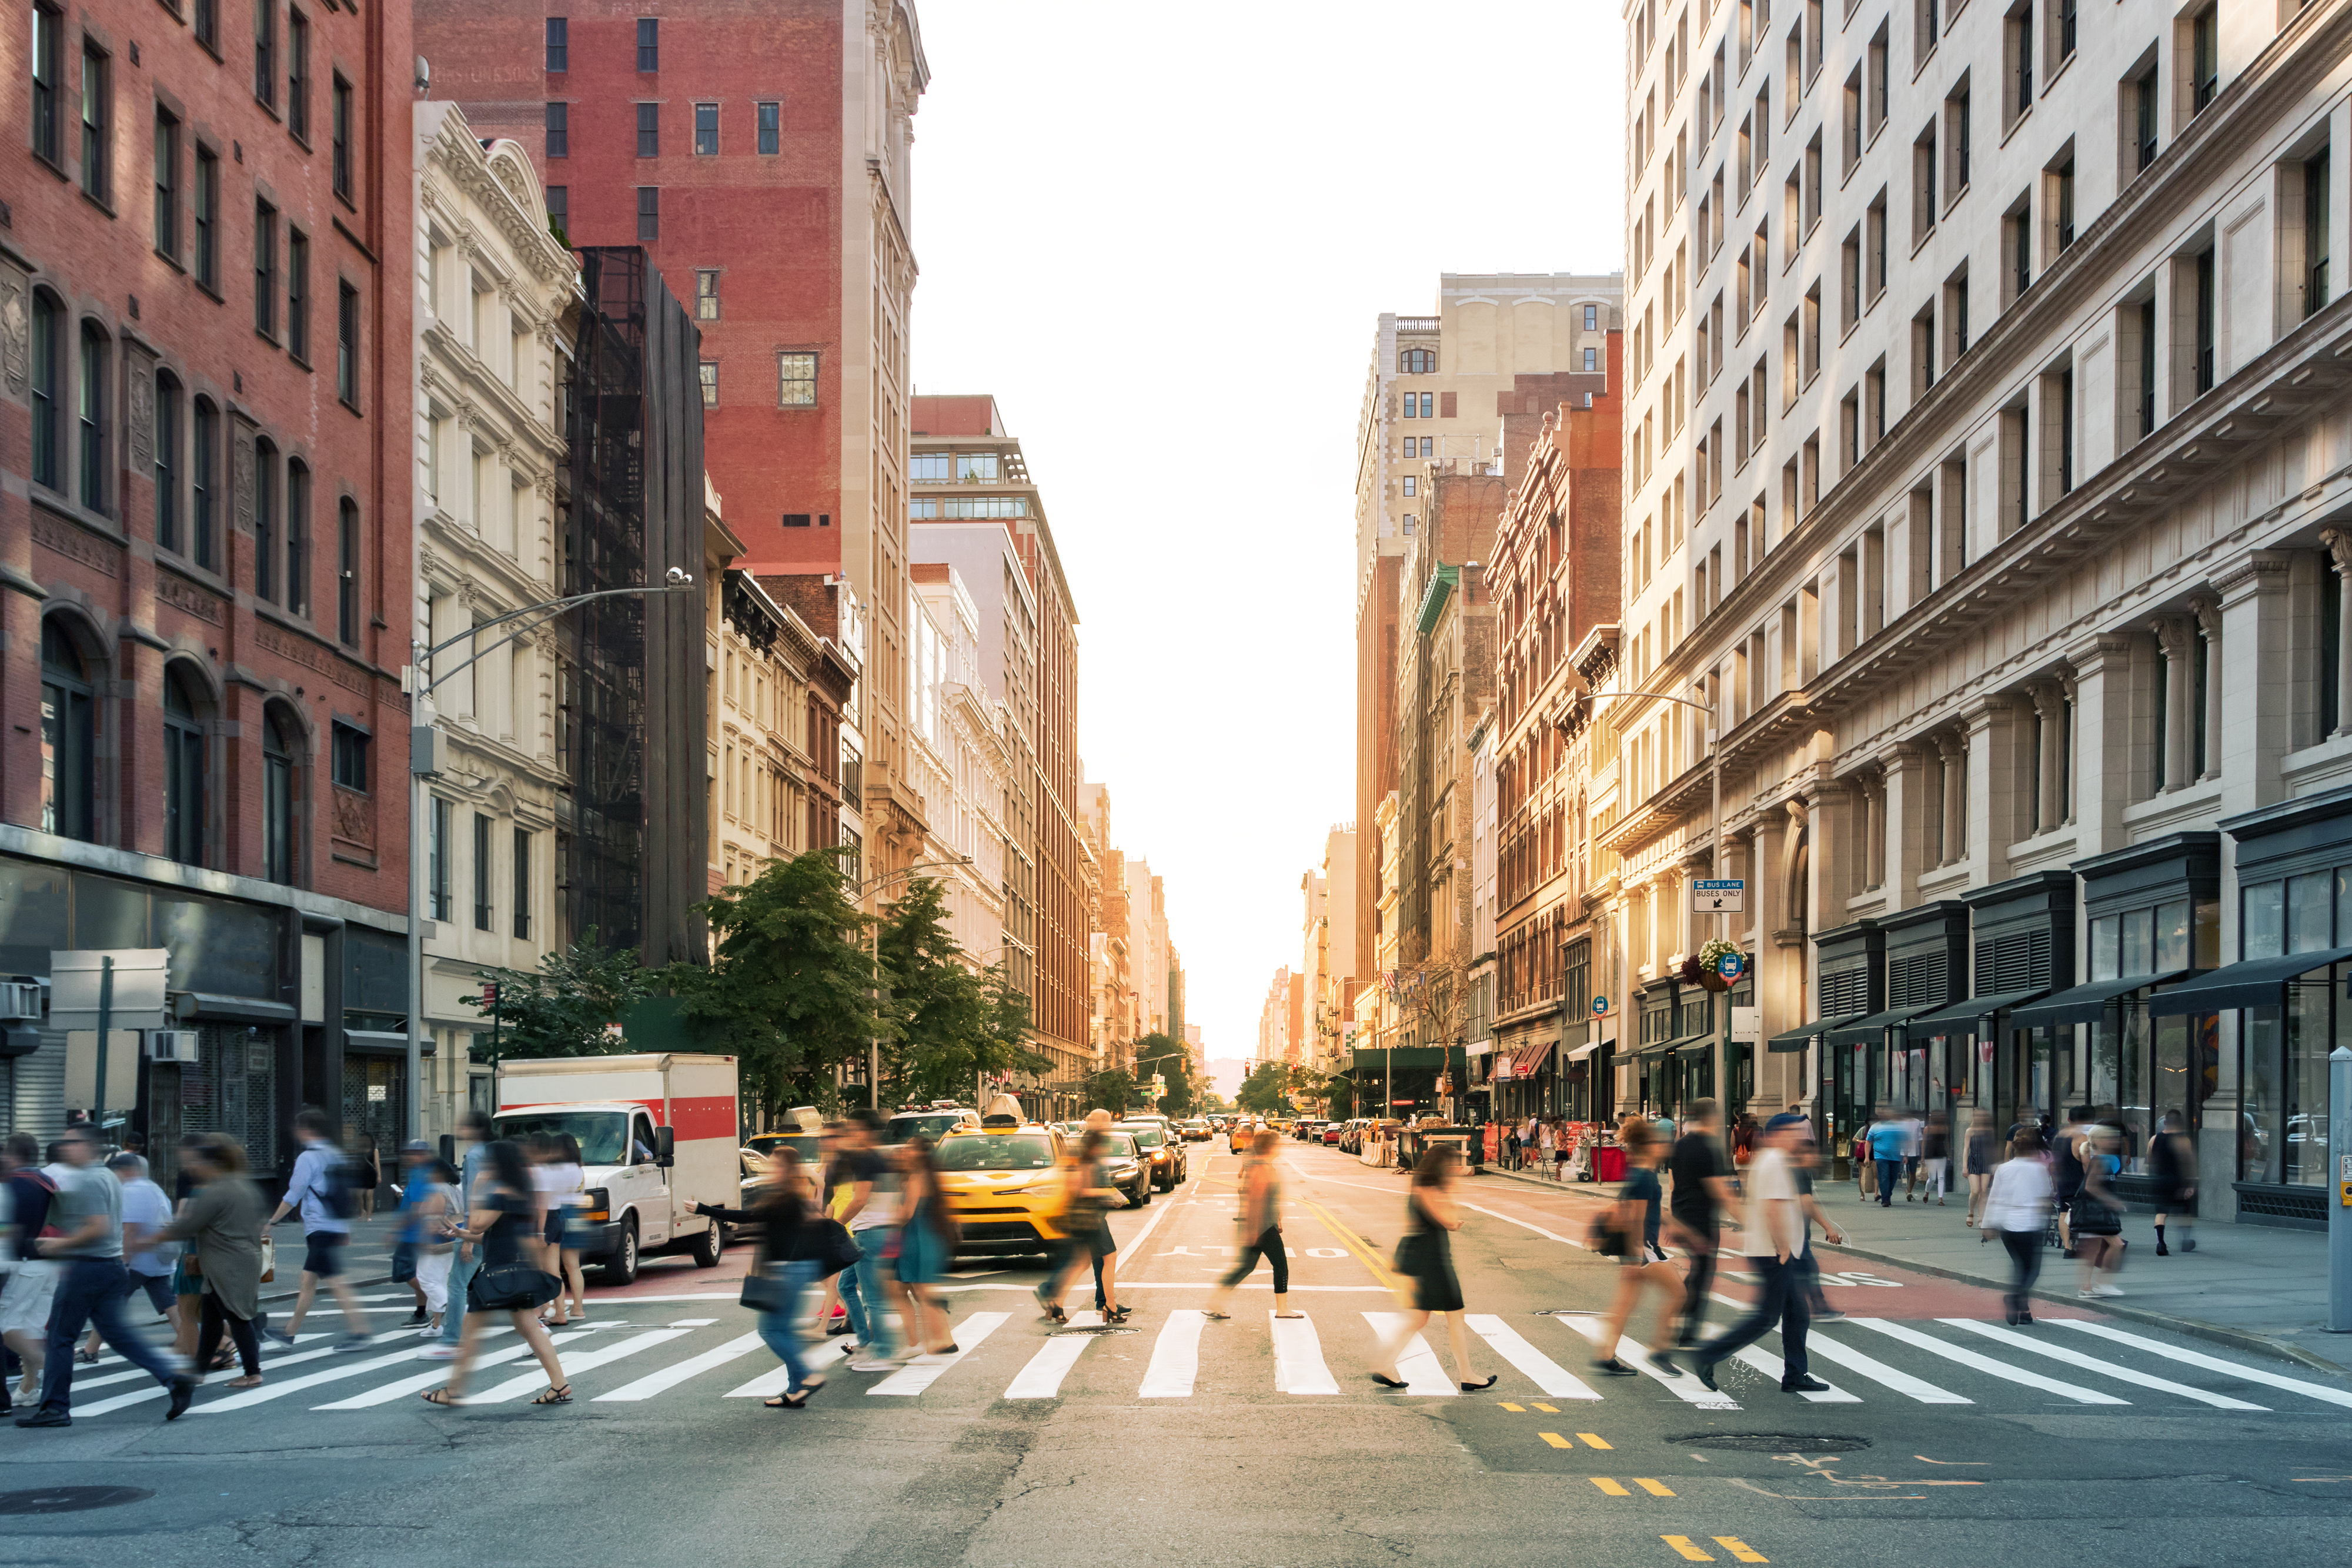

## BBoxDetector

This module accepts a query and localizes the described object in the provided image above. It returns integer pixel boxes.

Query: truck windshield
[496,1111,631,1165]
[934,1134,1055,1171]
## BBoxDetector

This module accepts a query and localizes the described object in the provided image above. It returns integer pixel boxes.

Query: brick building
[2,0,415,1171]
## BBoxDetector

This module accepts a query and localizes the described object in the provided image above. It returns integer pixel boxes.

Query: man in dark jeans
[18,1126,195,1427]
[1665,1098,1738,1348]
[1682,1114,1830,1396]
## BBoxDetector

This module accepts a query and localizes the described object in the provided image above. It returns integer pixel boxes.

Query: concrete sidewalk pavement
[1470,1156,2350,1373]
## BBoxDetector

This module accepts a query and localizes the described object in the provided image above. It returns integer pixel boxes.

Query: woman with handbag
[152,1134,269,1390]
[1367,1147,1494,1392]
[691,1147,832,1407]
[1036,1126,1125,1324]
[892,1138,958,1359]
[1588,1118,1683,1378]
[2073,1125,2128,1298]
[422,1139,568,1408]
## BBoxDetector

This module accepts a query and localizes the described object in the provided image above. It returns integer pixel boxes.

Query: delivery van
[494,1053,739,1285]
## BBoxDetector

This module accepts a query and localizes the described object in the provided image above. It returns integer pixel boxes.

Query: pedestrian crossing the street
[39,1305,2352,1425]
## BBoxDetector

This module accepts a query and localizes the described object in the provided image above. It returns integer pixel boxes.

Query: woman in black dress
[423,1139,569,1407]
[1368,1147,1494,1392]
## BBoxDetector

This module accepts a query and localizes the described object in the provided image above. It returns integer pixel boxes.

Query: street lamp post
[403,570,697,1141]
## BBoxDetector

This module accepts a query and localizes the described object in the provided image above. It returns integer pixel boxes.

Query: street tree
[462,931,650,1059]
[876,878,1049,1104]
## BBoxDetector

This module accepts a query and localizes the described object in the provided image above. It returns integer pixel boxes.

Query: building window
[699,360,718,407]
[288,9,309,139]
[337,497,360,644]
[31,1,63,166]
[757,101,780,155]
[155,374,181,550]
[694,101,717,156]
[636,101,659,157]
[164,668,207,867]
[696,269,720,319]
[78,321,109,513]
[194,145,219,287]
[1398,347,1435,374]
[636,16,659,72]
[39,619,96,842]
[29,290,62,492]
[513,827,533,938]
[429,797,453,921]
[288,230,310,360]
[545,16,568,72]
[473,811,495,930]
[285,460,310,616]
[330,720,368,790]
[637,186,659,241]
[254,199,278,336]
[331,74,352,198]
[778,350,817,406]
[545,101,568,158]
[80,42,111,202]
[338,281,360,406]
[153,110,179,257]
[263,710,296,884]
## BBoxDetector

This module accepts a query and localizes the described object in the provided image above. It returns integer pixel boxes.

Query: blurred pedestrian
[422,1138,567,1407]
[1591,1118,1682,1379]
[1204,1129,1299,1322]
[1666,1099,1736,1349]
[78,1153,175,1363]
[1368,1146,1493,1392]
[692,1147,829,1407]
[2149,1109,2197,1255]
[154,1135,268,1389]
[838,1108,904,1368]
[426,1111,490,1361]
[1,1131,62,1413]
[1963,1109,1997,1228]
[1983,1128,2054,1323]
[894,1137,958,1356]
[16,1125,197,1426]
[264,1108,373,1349]
[1683,1113,1830,1395]
[1037,1115,1125,1325]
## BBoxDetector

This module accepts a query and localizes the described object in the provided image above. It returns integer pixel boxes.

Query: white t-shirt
[1739,1147,1807,1260]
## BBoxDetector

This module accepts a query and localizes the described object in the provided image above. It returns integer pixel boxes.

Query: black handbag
[467,1263,561,1312]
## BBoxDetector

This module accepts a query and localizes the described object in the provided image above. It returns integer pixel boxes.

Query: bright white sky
[910,1,1626,1071]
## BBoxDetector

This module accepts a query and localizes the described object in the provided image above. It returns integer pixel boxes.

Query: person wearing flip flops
[1201,1129,1298,1325]
[1366,1146,1495,1393]
[421,1140,570,1410]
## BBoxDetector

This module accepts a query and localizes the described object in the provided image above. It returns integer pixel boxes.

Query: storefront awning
[2146,947,2352,1017]
[1824,1006,1925,1047]
[1903,987,2051,1036]
[1763,1012,1870,1052]
[2009,970,2190,1030]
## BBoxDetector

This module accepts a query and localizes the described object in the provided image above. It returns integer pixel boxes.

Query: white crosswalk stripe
[1850,1318,2129,1405]
[1138,1309,1205,1398]
[1940,1319,2268,1410]
[1464,1314,1601,1400]
[867,1312,1010,1396]
[1729,1346,1860,1401]
[2053,1320,2352,1409]
[1804,1329,1972,1403]
[1271,1310,1339,1395]
[1364,1312,1456,1395]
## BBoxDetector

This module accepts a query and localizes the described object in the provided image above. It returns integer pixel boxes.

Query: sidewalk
[1471,1158,2350,1373]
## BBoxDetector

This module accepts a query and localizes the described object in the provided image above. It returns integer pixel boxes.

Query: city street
[5,1145,2349,1567]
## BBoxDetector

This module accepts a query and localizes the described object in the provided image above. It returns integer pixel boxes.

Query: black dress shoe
[15,1409,71,1427]
[1781,1374,1831,1393]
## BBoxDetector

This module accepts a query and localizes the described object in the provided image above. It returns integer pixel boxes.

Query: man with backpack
[265,1108,374,1350]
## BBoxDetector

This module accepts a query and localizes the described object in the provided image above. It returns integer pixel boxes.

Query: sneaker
[847,1359,897,1372]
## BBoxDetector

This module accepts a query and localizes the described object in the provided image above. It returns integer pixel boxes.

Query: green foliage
[876,878,1048,1105]
[463,931,651,1060]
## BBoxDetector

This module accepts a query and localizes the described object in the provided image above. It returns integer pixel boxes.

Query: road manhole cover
[1673,1433,1872,1453]
[0,1486,155,1516]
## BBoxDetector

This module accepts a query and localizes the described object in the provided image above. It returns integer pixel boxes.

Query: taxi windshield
[934,1133,1056,1171]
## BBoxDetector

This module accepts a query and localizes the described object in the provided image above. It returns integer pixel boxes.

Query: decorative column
[2323,528,2352,738]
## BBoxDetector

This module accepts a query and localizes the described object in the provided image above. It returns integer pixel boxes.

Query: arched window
[254,439,278,601]
[79,320,110,511]
[1399,347,1436,375]
[285,459,311,617]
[263,709,297,885]
[155,373,182,551]
[29,291,62,491]
[40,619,96,842]
[192,397,219,570]
[163,667,207,866]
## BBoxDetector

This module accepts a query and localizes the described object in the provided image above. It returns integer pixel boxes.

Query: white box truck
[494,1053,738,1285]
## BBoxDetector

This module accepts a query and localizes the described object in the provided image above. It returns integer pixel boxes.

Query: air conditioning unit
[146,1029,202,1064]
[0,981,41,1022]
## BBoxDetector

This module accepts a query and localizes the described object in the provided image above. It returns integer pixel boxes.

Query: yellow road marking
[1635,1477,1676,1496]
[1661,1537,1716,1562]
[1713,1539,1768,1563]
[1539,1432,1573,1448]
[1579,1432,1612,1449]
[1498,1402,1526,1412]
[1532,1401,1560,1412]
[1591,1477,1632,1496]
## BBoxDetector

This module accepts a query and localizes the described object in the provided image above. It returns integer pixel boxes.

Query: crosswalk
[45,1305,2352,1423]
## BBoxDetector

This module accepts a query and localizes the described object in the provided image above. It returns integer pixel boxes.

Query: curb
[1468,1161,2348,1377]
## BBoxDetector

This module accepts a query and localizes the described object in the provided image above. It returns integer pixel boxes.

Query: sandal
[532,1384,573,1405]
[420,1387,465,1407]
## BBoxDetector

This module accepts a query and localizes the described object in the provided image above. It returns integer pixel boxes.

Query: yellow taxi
[933,1097,1068,1258]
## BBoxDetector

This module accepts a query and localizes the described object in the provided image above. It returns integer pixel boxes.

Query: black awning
[1764,1012,1869,1052]
[2009,970,2190,1030]
[1903,987,2052,1035]
[1824,1006,1923,1047]
[2146,947,2352,1017]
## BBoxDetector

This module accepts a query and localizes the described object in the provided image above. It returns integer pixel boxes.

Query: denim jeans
[1693,1253,1810,1380]
[840,1226,898,1358]
[40,1257,182,1414]
[438,1243,482,1345]
[1875,1159,1903,1206]
[755,1259,825,1390]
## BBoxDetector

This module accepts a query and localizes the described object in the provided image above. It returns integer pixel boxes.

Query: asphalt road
[5,1141,2351,1567]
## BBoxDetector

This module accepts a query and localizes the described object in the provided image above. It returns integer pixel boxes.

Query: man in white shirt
[1681,1113,1830,1395]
